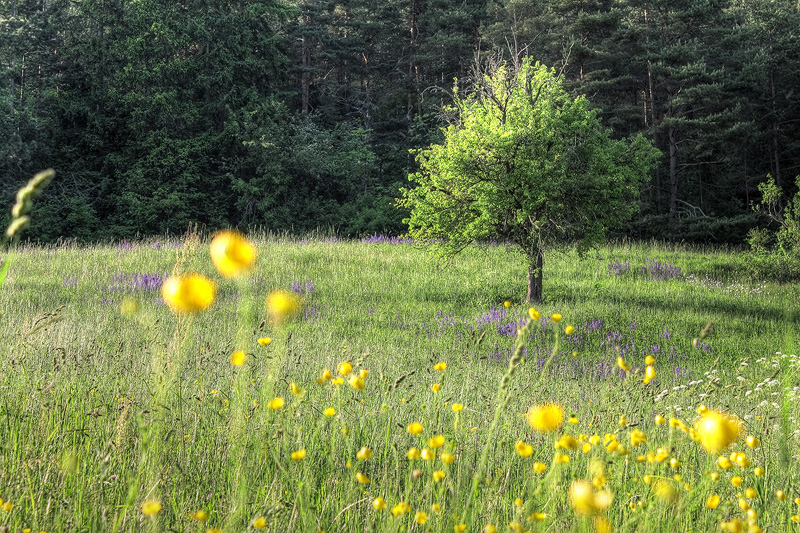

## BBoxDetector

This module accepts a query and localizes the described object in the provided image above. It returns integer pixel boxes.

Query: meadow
[0,230,798,533]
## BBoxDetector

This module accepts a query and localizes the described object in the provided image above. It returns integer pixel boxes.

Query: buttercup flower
[407,422,423,435]
[266,289,303,324]
[161,274,216,314]
[257,337,272,346]
[290,449,307,460]
[695,410,741,453]
[372,497,386,511]
[433,362,447,371]
[209,230,256,278]
[527,404,564,432]
[253,516,267,529]
[142,500,162,516]
[230,350,246,366]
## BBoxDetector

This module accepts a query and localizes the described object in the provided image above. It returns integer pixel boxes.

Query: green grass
[0,235,798,532]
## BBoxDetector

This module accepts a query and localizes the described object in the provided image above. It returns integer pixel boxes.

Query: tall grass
[0,233,797,532]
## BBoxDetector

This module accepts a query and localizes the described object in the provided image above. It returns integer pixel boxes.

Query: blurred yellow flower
[551,313,562,323]
[266,289,303,324]
[454,524,467,532]
[745,488,757,499]
[554,452,570,464]
[141,500,162,516]
[161,274,216,314]
[356,447,372,460]
[431,383,441,392]
[290,449,306,461]
[565,325,575,335]
[440,451,456,464]
[230,350,246,366]
[191,510,209,522]
[372,497,386,511]
[421,448,435,461]
[527,404,564,432]
[0,501,12,512]
[753,467,764,477]
[630,429,647,447]
[253,516,267,529]
[653,479,678,504]
[407,448,421,460]
[706,494,721,509]
[695,410,741,453]
[359,368,369,378]
[432,470,446,482]
[555,434,579,450]
[355,472,370,484]
[209,230,256,278]
[655,414,666,425]
[289,382,303,395]
[452,403,464,412]
[533,462,547,474]
[338,361,353,375]
[332,377,344,385]
[323,407,336,417]
[569,480,597,515]
[257,337,272,346]
[484,525,498,533]
[407,422,423,435]
[645,355,656,365]
[528,308,541,321]
[717,456,733,469]
[267,397,285,410]
[414,511,428,524]
[643,365,656,384]
[433,362,447,371]
[776,490,788,501]
[745,435,760,448]
[515,440,533,458]
[616,356,631,372]
[514,497,523,507]
[348,375,365,390]
[428,435,445,448]
[391,502,410,516]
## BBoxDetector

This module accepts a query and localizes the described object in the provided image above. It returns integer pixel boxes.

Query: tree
[400,59,658,302]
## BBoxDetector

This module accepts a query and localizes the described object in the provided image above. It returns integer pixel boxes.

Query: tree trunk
[526,248,543,303]
[668,126,678,220]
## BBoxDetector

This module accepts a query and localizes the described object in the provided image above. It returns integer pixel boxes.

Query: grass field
[0,232,798,532]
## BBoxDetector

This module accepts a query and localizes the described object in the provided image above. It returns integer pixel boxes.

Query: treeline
[1,0,799,242]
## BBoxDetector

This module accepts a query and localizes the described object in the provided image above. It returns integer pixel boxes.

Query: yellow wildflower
[528,308,541,321]
[551,313,562,323]
[432,470,446,482]
[372,497,386,511]
[267,397,285,410]
[356,447,372,460]
[192,510,209,522]
[338,361,353,375]
[515,440,534,458]
[555,434,579,450]
[348,375,365,390]
[554,452,570,464]
[440,451,456,464]
[745,435,760,448]
[565,325,575,335]
[630,429,647,447]
[141,500,162,516]
[209,229,256,278]
[230,350,246,366]
[290,449,307,461]
[253,517,267,529]
[414,511,428,524]
[706,494,721,509]
[359,368,369,378]
[429,435,445,448]
[569,480,597,515]
[695,410,741,453]
[533,462,547,474]
[257,337,272,346]
[527,404,564,432]
[391,502,410,516]
[645,355,656,365]
[643,365,656,384]
[407,447,421,460]
[323,407,336,417]
[452,403,464,412]
[431,383,441,392]
[754,467,764,476]
[266,289,302,324]
[407,422,423,435]
[161,274,216,314]
[433,362,447,371]
[355,472,370,484]
[454,524,467,532]
[421,448,435,461]
[654,414,666,425]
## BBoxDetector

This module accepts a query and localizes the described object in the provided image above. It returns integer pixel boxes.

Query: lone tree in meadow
[400,59,659,302]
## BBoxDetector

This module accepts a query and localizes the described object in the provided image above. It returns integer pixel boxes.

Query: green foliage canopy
[400,59,659,301]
